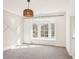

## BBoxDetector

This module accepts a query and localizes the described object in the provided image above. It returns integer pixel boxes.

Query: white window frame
[31,20,56,41]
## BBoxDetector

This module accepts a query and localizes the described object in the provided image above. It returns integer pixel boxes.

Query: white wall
[3,10,24,50]
[66,15,75,57]
[24,13,66,47]
[66,0,75,57]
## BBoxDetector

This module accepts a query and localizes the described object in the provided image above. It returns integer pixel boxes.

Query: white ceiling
[4,0,69,16]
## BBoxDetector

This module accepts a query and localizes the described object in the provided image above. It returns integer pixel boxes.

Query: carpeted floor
[3,45,72,59]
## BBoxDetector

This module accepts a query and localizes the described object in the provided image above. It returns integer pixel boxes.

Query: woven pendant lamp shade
[23,0,33,17]
[23,9,33,17]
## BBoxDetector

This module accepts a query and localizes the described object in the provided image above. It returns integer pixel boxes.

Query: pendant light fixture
[23,0,33,17]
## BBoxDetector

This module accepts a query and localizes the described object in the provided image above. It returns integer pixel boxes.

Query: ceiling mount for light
[23,0,33,17]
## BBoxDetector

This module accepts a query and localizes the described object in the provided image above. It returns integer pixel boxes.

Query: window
[51,24,55,38]
[41,24,48,37]
[32,23,55,40]
[33,24,38,37]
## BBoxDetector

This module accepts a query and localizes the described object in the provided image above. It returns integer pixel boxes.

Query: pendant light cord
[28,2,29,9]
[27,0,30,9]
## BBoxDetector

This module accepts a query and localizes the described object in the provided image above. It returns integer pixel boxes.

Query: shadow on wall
[3,10,24,50]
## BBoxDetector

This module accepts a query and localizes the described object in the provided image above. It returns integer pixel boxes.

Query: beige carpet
[3,45,72,59]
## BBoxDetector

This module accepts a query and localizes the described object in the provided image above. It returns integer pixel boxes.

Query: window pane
[45,34,48,37]
[33,24,38,37]
[41,24,48,37]
[51,24,55,37]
